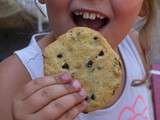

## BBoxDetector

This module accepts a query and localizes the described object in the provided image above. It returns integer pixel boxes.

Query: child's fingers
[33,90,86,120]
[58,101,87,120]
[17,72,72,100]
[22,81,81,113]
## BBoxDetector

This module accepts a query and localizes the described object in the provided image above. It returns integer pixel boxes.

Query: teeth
[83,12,89,19]
[97,14,100,18]
[100,16,105,19]
[75,11,80,15]
[79,12,83,15]
[74,11,105,20]
[90,13,96,20]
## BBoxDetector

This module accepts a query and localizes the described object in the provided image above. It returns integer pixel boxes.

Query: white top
[15,33,154,120]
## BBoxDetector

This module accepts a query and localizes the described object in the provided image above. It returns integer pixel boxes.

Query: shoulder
[0,55,31,91]
[0,33,49,92]
[0,54,32,119]
[0,32,52,100]
[0,32,54,103]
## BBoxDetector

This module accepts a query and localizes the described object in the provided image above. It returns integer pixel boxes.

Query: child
[0,0,157,120]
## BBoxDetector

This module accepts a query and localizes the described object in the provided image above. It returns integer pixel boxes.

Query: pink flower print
[118,95,149,120]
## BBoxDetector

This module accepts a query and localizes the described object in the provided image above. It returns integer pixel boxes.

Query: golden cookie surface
[44,27,122,112]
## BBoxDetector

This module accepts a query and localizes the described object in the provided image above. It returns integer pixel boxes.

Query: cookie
[44,27,122,112]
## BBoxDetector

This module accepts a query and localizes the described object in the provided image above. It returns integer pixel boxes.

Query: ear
[139,1,149,17]
[38,0,46,4]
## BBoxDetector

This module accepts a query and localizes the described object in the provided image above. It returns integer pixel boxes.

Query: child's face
[46,0,144,48]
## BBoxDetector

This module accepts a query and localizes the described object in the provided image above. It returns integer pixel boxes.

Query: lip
[70,8,110,31]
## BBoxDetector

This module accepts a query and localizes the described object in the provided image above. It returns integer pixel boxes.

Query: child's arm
[0,55,87,120]
[0,55,31,120]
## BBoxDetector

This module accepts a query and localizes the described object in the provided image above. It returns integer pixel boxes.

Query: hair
[139,0,159,65]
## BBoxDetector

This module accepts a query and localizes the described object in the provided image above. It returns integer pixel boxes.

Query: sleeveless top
[15,33,154,120]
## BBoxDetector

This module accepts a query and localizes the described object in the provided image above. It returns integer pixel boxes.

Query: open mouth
[71,9,110,30]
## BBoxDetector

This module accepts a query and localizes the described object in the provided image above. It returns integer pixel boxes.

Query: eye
[91,93,96,100]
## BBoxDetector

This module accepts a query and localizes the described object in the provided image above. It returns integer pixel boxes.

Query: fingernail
[79,89,86,97]
[61,73,71,81]
[79,101,87,111]
[72,80,81,89]
[81,101,87,106]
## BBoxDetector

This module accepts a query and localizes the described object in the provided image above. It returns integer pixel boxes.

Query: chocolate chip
[112,90,116,96]
[93,36,98,40]
[98,50,104,56]
[85,96,89,101]
[57,54,63,58]
[91,94,96,100]
[71,72,75,78]
[119,61,121,67]
[86,60,94,68]
[62,63,69,69]
[97,66,102,70]
[113,58,121,68]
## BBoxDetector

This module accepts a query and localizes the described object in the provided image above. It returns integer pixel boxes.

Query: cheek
[103,0,143,48]
[46,0,70,26]
[47,0,70,8]
[47,0,69,13]
[112,0,143,19]
[46,0,74,36]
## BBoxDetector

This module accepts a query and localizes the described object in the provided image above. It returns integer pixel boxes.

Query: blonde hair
[139,0,159,64]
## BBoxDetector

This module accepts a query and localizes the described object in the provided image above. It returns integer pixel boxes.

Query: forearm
[0,100,13,120]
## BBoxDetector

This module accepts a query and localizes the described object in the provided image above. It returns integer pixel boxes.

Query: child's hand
[12,73,87,120]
